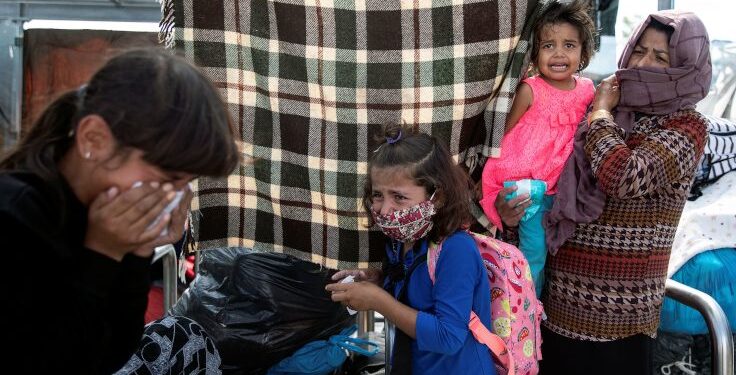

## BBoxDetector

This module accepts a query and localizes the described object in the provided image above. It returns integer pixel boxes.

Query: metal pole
[194,249,200,275]
[665,279,734,375]
[10,18,22,147]
[658,0,674,11]
[357,310,375,337]
[0,15,24,149]
[153,245,178,312]
[385,320,394,374]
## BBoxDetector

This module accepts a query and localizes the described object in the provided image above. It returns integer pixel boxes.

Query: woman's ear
[75,115,115,162]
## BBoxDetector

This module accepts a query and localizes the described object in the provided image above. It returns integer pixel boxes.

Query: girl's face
[370,166,430,216]
[536,21,582,89]
[626,27,671,69]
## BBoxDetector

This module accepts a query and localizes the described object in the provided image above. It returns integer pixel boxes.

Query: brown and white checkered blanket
[162,0,540,269]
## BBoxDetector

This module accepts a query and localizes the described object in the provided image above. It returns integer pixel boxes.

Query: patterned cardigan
[162,0,540,268]
[543,109,708,341]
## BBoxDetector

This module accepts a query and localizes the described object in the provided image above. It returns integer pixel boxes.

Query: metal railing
[357,310,375,337]
[379,280,734,374]
[665,279,734,375]
[153,245,178,313]
[385,320,394,374]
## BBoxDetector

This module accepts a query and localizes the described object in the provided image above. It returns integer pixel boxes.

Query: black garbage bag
[691,334,712,375]
[171,248,354,375]
[653,331,695,375]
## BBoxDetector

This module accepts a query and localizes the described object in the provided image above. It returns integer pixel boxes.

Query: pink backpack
[427,231,544,375]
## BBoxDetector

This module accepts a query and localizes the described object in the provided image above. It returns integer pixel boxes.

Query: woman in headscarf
[493,10,712,374]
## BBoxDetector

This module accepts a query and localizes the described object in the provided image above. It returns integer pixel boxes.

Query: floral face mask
[372,196,436,243]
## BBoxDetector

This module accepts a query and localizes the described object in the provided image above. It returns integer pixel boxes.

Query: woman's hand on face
[592,74,620,112]
[331,268,383,286]
[325,280,389,312]
[85,182,182,261]
[494,185,531,228]
[131,187,193,258]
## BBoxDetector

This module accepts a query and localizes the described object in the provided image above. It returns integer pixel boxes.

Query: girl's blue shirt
[384,230,496,375]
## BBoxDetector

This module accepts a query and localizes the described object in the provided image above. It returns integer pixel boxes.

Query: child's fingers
[332,269,360,281]
[325,282,345,292]
[331,293,348,303]
[514,197,532,208]
[508,193,531,208]
[331,271,349,281]
[500,185,518,195]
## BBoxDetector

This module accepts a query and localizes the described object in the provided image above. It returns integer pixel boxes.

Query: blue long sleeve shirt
[385,231,496,375]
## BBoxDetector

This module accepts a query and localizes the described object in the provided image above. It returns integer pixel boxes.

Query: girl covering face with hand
[480,0,596,297]
[326,123,496,375]
[0,49,239,374]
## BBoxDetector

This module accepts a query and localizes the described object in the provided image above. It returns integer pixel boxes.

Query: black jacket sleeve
[0,183,151,374]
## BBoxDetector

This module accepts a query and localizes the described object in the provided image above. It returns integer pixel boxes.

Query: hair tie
[386,130,402,144]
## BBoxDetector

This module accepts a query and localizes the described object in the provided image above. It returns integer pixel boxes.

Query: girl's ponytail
[0,90,79,180]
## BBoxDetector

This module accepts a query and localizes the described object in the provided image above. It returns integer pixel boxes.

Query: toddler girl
[480,0,596,297]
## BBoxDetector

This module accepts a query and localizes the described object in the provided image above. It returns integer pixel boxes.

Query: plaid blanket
[162,0,540,269]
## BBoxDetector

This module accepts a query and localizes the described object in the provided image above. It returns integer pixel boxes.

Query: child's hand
[495,185,531,228]
[332,268,383,286]
[325,280,389,311]
[85,182,182,261]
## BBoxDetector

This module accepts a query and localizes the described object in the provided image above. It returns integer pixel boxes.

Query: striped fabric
[162,0,539,268]
[542,109,708,341]
[695,115,736,184]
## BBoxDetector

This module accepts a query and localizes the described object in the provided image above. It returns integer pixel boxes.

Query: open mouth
[549,64,569,72]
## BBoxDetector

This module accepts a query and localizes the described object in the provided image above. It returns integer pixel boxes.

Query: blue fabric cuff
[415,310,434,352]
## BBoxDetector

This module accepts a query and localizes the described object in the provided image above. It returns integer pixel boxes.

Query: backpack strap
[427,235,516,375]
[469,312,515,375]
[427,240,441,283]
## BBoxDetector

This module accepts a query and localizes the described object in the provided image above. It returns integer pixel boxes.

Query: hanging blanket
[161,0,539,268]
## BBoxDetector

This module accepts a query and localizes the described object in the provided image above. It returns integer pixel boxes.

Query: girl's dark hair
[363,123,473,243]
[0,48,239,180]
[646,19,674,42]
[530,0,596,71]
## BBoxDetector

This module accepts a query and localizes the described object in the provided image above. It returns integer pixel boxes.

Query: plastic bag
[171,248,354,374]
[267,325,379,375]
[503,179,547,222]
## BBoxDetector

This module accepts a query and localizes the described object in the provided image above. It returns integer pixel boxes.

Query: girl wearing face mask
[326,123,495,375]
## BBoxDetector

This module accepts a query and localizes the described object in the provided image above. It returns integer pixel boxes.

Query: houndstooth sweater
[542,109,708,341]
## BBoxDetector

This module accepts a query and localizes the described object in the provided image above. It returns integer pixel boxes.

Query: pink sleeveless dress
[480,75,594,230]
